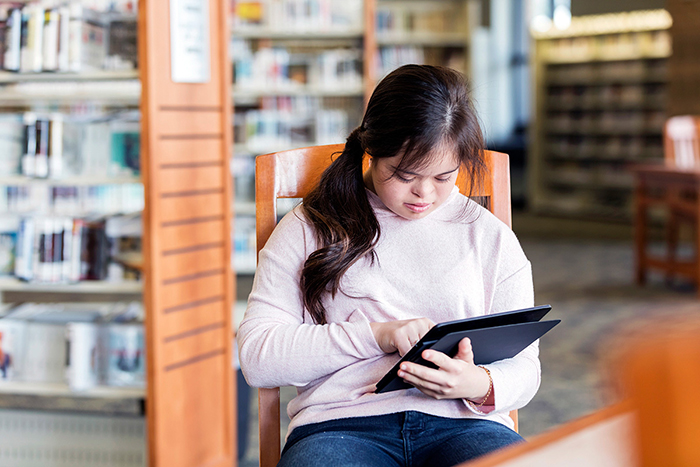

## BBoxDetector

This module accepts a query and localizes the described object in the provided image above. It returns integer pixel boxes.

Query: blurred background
[1,0,699,465]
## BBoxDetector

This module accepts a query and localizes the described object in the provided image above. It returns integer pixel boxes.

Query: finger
[396,336,415,357]
[398,368,445,394]
[418,318,436,336]
[400,360,446,384]
[453,338,474,364]
[421,349,461,372]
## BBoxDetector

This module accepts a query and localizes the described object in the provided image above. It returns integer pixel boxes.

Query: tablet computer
[375,305,557,394]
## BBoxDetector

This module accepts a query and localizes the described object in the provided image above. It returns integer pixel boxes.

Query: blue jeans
[278,411,524,467]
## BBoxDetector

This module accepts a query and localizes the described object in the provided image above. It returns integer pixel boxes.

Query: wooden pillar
[667,0,700,116]
[138,0,236,464]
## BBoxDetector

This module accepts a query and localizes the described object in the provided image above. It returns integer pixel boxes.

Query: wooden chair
[255,144,516,467]
[632,116,700,294]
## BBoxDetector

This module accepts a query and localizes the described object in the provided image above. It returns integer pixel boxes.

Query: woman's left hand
[396,337,491,402]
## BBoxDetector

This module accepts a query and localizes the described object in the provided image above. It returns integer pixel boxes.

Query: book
[68,5,106,72]
[2,8,21,71]
[375,305,558,394]
[21,112,37,177]
[0,317,26,381]
[56,5,69,71]
[65,321,100,390]
[103,323,144,387]
[41,9,59,71]
[19,4,44,73]
[0,221,17,276]
[0,113,23,176]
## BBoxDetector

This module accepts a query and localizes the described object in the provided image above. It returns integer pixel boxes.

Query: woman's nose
[412,179,433,198]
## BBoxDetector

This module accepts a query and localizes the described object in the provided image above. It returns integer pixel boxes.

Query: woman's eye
[436,177,451,183]
[396,174,415,183]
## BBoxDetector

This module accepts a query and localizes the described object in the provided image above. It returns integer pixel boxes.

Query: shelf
[530,9,672,39]
[545,101,666,112]
[546,178,633,191]
[0,80,140,107]
[233,83,364,100]
[546,76,667,86]
[546,128,663,137]
[0,70,138,84]
[0,381,144,416]
[546,155,645,164]
[543,50,671,65]
[0,277,142,294]
[0,175,142,186]
[376,32,467,46]
[0,381,144,398]
[232,28,364,40]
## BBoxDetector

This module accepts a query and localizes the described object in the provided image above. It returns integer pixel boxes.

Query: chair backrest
[254,144,514,467]
[664,115,700,169]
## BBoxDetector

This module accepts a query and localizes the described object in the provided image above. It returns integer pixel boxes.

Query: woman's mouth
[405,203,432,213]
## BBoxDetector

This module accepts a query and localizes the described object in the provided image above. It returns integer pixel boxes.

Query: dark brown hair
[301,64,485,324]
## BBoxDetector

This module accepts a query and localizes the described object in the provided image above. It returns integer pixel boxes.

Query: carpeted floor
[238,214,699,465]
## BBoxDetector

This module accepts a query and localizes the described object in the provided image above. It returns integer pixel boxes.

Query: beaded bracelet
[472,365,492,408]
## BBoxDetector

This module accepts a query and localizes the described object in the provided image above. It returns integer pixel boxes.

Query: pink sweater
[238,187,539,435]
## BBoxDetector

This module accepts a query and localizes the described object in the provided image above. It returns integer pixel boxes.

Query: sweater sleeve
[237,211,384,389]
[466,260,541,416]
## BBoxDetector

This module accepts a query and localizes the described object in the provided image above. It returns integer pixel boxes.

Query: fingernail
[397,370,404,377]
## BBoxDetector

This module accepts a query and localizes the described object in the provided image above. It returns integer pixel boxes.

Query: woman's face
[364,146,461,220]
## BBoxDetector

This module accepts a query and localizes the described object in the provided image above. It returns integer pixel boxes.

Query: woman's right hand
[370,318,434,356]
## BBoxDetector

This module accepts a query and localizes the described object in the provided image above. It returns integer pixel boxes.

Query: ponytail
[300,127,380,325]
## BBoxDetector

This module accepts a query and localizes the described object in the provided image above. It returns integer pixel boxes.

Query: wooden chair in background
[633,115,700,294]
[254,144,516,467]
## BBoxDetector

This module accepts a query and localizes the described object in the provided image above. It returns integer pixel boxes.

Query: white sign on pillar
[170,0,211,83]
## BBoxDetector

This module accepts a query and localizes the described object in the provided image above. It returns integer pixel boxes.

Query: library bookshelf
[528,9,672,221]
[230,0,377,276]
[230,0,474,277]
[375,0,472,79]
[0,0,236,465]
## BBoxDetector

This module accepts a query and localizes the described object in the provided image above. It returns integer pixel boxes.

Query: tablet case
[375,305,558,394]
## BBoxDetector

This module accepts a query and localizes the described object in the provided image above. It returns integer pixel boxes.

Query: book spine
[34,118,49,179]
[14,217,34,281]
[37,217,53,283]
[3,9,21,71]
[48,113,64,178]
[68,4,81,72]
[106,323,145,387]
[0,319,26,381]
[23,321,66,383]
[61,217,73,281]
[57,6,70,71]
[42,9,59,71]
[21,113,36,177]
[29,5,44,72]
[18,7,30,73]
[65,322,99,390]
[51,217,63,283]
[70,218,84,282]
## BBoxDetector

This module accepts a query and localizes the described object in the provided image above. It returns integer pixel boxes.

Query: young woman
[238,64,539,467]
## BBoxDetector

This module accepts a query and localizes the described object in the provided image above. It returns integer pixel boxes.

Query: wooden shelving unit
[375,0,471,78]
[529,9,672,221]
[230,0,376,279]
[0,0,236,464]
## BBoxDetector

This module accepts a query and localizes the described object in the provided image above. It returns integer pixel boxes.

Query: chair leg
[666,211,679,286]
[634,184,648,285]
[695,210,700,297]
